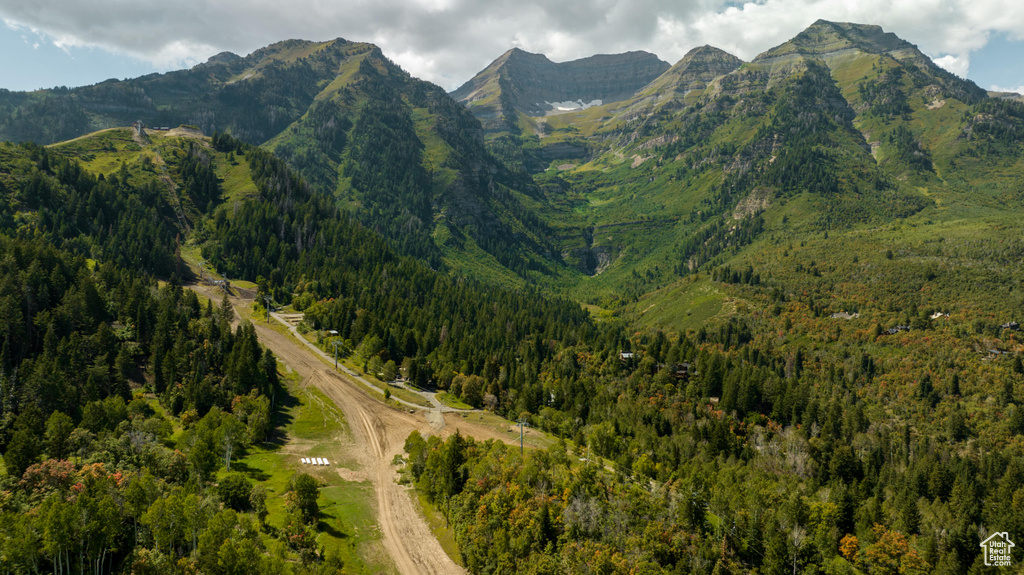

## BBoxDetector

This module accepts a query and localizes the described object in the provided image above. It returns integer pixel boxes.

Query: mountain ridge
[450,48,670,133]
[0,36,568,283]
[754,19,916,62]
[440,20,1023,308]
[0,21,1019,302]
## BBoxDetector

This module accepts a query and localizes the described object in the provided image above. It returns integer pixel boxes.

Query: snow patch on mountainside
[543,99,603,113]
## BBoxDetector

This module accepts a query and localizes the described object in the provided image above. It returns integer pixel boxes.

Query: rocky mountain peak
[482,47,551,73]
[684,45,736,61]
[452,48,670,123]
[636,45,743,98]
[204,51,242,66]
[674,45,744,74]
[755,20,916,62]
[752,20,986,104]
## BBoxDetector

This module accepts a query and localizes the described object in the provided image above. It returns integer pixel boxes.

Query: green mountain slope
[0,40,566,284]
[262,47,562,280]
[452,20,1024,317]
[0,126,598,425]
[0,39,362,144]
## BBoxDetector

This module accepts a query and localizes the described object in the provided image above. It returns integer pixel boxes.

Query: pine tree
[43,411,74,460]
[440,430,466,526]
[3,427,39,477]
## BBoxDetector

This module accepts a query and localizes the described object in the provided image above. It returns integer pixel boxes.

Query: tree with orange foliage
[840,533,859,562]
[857,524,929,575]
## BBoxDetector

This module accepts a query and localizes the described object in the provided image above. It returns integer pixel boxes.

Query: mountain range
[446,21,1022,319]
[2,19,1023,315]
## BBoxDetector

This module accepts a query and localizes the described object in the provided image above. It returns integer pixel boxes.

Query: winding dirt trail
[190,284,511,574]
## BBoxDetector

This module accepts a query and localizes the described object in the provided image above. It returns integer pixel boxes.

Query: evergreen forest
[1,18,1024,575]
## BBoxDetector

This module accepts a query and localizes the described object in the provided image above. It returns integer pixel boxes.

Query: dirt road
[251,314,463,574]
[191,284,511,574]
[269,311,446,413]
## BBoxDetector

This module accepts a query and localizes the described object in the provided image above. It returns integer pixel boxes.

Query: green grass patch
[413,491,463,567]
[581,302,617,321]
[221,380,391,574]
[315,52,372,100]
[436,392,473,410]
[633,278,733,333]
[216,154,260,205]
[144,394,184,444]
[382,383,433,408]
[54,130,146,175]
[316,481,386,567]
[177,243,212,278]
[291,386,349,443]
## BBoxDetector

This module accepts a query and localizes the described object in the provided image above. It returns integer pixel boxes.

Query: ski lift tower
[516,417,530,455]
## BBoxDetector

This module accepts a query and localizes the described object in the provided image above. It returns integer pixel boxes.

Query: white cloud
[147,40,220,70]
[989,84,1024,94]
[0,0,1021,90]
[932,54,970,77]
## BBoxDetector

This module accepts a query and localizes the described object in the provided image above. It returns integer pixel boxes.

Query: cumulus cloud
[0,0,1021,89]
[932,54,971,77]
[990,84,1024,94]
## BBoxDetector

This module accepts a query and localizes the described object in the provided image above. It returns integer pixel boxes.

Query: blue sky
[970,32,1024,93]
[0,1,1022,93]
[0,26,158,91]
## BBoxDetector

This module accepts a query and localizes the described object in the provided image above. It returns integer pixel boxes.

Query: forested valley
[0,62,1022,574]
[204,134,1024,574]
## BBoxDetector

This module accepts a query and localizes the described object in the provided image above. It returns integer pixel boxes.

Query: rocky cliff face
[452,48,669,130]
